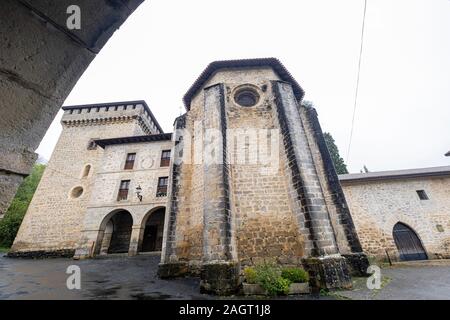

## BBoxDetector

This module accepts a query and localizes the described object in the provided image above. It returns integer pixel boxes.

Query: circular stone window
[234,88,260,107]
[70,186,84,199]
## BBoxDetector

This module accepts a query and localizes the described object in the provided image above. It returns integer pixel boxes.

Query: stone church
[9,58,450,294]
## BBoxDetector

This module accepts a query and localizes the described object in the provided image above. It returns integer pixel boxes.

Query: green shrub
[253,262,291,296]
[0,164,45,248]
[271,277,291,295]
[281,267,309,283]
[243,267,257,284]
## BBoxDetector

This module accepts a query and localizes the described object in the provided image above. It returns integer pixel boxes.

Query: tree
[323,132,349,175]
[0,164,46,248]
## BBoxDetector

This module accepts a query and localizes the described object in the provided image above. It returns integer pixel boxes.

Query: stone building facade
[340,166,450,262]
[21,58,450,294]
[11,101,167,256]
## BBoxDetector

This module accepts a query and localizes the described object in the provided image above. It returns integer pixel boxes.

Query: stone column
[303,106,369,276]
[272,81,352,290]
[128,225,143,256]
[73,230,99,259]
[200,84,238,295]
[158,114,189,278]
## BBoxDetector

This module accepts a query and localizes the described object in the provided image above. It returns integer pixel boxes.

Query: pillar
[199,84,238,295]
[128,225,143,256]
[272,80,352,290]
[158,114,190,278]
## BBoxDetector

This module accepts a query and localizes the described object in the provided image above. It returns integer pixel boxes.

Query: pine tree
[323,132,349,175]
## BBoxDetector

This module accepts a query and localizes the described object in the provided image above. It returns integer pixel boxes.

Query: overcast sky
[36,0,450,173]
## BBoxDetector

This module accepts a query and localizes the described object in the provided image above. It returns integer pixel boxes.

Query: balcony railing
[156,186,167,197]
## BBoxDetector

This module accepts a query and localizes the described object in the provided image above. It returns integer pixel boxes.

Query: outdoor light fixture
[136,185,143,202]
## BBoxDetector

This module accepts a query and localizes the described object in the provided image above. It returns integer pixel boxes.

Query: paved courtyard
[1,253,450,300]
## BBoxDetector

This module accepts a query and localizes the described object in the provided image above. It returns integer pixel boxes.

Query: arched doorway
[98,210,133,254]
[393,222,427,261]
[141,208,165,252]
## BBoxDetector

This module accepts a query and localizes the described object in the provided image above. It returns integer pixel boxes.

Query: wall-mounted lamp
[136,185,143,202]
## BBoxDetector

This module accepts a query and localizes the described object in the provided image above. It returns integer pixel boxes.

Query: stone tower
[159,58,368,294]
[11,101,162,255]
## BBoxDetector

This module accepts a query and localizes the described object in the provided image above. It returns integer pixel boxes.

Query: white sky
[36,0,450,173]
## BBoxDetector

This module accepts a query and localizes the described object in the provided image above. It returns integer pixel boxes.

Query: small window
[82,164,91,178]
[156,177,168,197]
[87,139,98,150]
[117,180,130,201]
[160,150,171,167]
[416,190,429,200]
[70,186,84,199]
[124,153,136,170]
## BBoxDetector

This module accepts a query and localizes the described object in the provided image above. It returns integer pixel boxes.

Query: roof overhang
[339,166,450,183]
[94,133,172,149]
[182,58,305,110]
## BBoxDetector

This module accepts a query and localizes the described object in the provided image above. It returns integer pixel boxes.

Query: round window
[70,186,84,199]
[234,88,260,107]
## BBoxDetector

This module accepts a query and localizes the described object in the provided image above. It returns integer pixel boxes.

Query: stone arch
[381,213,428,260]
[392,222,428,261]
[138,206,166,253]
[95,209,134,255]
[0,0,145,217]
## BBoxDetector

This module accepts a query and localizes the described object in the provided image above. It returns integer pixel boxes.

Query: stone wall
[341,176,450,261]
[75,138,171,257]
[10,103,158,254]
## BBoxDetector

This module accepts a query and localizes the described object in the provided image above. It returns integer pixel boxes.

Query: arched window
[82,164,91,178]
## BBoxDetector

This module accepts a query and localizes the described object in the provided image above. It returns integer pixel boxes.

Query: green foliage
[323,132,349,174]
[281,267,309,283]
[302,101,348,175]
[0,164,46,248]
[271,277,291,296]
[253,262,291,296]
[243,267,257,284]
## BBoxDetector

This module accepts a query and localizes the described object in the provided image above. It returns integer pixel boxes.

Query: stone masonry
[158,58,368,293]
[340,168,450,262]
[11,101,164,255]
[10,58,375,294]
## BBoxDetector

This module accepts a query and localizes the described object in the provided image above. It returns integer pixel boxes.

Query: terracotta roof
[94,133,172,148]
[62,100,163,133]
[183,58,305,110]
[339,166,450,183]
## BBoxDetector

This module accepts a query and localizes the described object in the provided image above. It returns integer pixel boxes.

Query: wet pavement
[338,260,450,300]
[1,253,450,300]
[0,253,207,300]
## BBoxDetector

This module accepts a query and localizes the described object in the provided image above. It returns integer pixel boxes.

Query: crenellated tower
[11,101,162,255]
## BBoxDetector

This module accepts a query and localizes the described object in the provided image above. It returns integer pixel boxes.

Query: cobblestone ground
[1,253,449,300]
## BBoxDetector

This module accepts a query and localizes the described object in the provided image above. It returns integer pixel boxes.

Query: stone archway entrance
[141,208,165,252]
[393,222,427,261]
[98,210,134,255]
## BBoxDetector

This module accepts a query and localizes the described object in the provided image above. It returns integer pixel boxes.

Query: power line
[346,0,368,163]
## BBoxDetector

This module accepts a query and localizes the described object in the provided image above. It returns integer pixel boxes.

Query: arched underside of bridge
[0,0,144,217]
